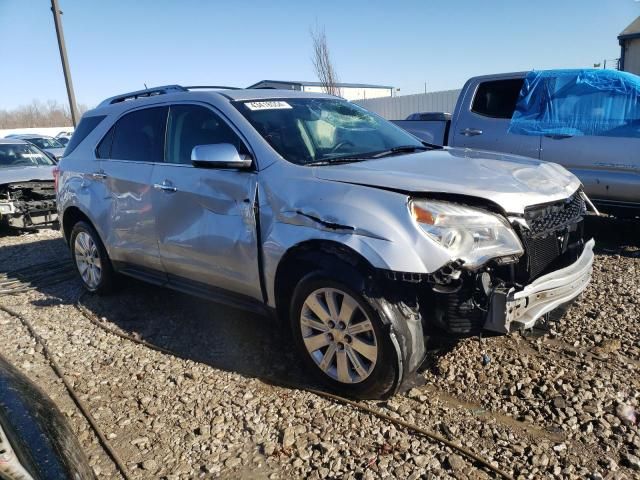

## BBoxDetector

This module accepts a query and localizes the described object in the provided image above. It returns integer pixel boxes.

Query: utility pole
[50,0,79,126]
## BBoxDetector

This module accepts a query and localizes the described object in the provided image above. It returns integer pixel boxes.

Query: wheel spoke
[350,337,377,362]
[347,320,373,335]
[325,290,340,320]
[79,233,90,253]
[338,294,358,325]
[304,294,331,323]
[76,259,88,274]
[319,343,337,371]
[301,314,328,332]
[336,349,350,383]
[303,332,330,353]
[346,345,368,379]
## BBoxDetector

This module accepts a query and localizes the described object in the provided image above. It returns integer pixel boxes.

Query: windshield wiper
[371,145,429,159]
[306,157,370,166]
[306,144,431,166]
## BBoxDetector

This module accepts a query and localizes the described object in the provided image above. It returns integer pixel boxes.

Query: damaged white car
[57,86,595,398]
[0,139,58,229]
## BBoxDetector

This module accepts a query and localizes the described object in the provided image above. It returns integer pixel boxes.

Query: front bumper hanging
[485,238,595,333]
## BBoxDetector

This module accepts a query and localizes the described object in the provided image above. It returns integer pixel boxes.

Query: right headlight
[409,199,523,268]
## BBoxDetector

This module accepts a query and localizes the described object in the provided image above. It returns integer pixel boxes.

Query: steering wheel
[329,140,355,154]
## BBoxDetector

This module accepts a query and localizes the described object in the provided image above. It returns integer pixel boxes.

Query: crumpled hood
[0,166,54,185]
[313,147,581,214]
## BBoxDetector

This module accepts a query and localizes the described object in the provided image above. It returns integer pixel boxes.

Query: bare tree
[0,100,88,129]
[310,25,342,97]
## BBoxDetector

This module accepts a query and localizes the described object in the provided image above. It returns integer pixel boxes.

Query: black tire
[69,221,114,294]
[290,269,402,399]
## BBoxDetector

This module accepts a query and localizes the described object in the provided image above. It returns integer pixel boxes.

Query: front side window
[109,107,168,162]
[471,79,524,119]
[234,98,425,165]
[165,105,247,165]
[0,143,55,168]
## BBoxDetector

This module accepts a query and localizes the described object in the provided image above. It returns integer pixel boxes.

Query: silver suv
[57,85,595,399]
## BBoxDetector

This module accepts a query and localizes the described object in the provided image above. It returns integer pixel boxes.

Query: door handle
[461,128,483,136]
[90,171,107,180]
[153,180,177,193]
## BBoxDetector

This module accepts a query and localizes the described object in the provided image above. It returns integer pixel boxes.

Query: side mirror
[191,143,252,169]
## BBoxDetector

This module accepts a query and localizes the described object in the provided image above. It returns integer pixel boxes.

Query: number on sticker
[245,101,292,111]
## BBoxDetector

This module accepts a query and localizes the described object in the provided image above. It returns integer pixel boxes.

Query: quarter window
[109,107,168,162]
[471,79,524,119]
[65,115,106,155]
[96,125,115,159]
[165,105,247,165]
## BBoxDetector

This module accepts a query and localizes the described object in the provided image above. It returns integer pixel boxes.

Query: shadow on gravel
[72,277,315,389]
[584,215,640,257]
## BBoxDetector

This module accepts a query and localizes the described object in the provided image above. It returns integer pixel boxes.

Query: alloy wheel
[74,232,102,289]
[300,288,378,384]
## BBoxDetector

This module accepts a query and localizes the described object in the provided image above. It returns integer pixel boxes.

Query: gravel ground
[0,217,638,479]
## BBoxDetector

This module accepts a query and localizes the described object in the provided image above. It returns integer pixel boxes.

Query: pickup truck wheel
[290,272,400,399]
[70,221,113,294]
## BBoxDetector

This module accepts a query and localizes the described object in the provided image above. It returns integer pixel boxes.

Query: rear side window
[64,115,106,155]
[109,107,168,162]
[471,79,524,119]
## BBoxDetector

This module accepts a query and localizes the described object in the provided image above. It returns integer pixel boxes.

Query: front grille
[525,191,585,238]
[517,191,586,282]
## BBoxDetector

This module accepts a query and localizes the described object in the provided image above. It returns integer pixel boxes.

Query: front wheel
[290,273,401,399]
[70,221,114,294]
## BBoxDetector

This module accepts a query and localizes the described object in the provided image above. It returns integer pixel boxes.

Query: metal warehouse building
[619,16,640,75]
[247,80,394,101]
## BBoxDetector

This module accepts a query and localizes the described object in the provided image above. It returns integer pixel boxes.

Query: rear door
[451,77,542,159]
[96,106,168,274]
[151,103,262,300]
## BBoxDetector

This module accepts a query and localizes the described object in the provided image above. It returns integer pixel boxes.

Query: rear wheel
[290,272,400,399]
[70,221,113,294]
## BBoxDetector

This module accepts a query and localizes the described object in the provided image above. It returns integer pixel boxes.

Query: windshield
[27,137,64,149]
[0,143,56,168]
[235,98,424,165]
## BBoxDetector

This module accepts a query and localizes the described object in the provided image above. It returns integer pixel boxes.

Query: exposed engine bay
[0,181,58,229]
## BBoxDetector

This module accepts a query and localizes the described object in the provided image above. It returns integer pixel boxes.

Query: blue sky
[0,0,638,109]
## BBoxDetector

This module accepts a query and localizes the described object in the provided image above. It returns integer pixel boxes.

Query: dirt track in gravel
[0,217,638,479]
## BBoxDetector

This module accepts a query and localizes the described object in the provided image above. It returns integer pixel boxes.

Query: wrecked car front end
[260,151,594,340]
[0,140,58,230]
[0,181,58,229]
[415,190,594,335]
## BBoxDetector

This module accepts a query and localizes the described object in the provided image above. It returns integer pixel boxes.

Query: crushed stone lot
[0,217,638,479]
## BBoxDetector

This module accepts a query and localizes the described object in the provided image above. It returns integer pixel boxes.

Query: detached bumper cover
[485,238,595,333]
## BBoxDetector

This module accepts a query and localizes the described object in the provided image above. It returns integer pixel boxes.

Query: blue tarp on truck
[508,69,640,138]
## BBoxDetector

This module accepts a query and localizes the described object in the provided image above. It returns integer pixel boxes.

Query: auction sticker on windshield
[245,101,292,111]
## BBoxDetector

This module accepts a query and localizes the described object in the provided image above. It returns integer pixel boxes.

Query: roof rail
[97,85,188,107]
[183,85,242,90]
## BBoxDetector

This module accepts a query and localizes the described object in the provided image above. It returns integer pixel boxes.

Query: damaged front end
[389,190,594,336]
[0,181,58,229]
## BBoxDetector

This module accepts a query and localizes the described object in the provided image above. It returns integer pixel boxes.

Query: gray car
[57,85,595,398]
[5,134,66,161]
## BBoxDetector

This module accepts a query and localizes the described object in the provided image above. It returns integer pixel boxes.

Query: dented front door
[150,163,262,300]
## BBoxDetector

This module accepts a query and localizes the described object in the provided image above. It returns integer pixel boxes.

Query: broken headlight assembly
[409,199,523,268]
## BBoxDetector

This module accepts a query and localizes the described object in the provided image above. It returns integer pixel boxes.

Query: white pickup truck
[393,70,640,216]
